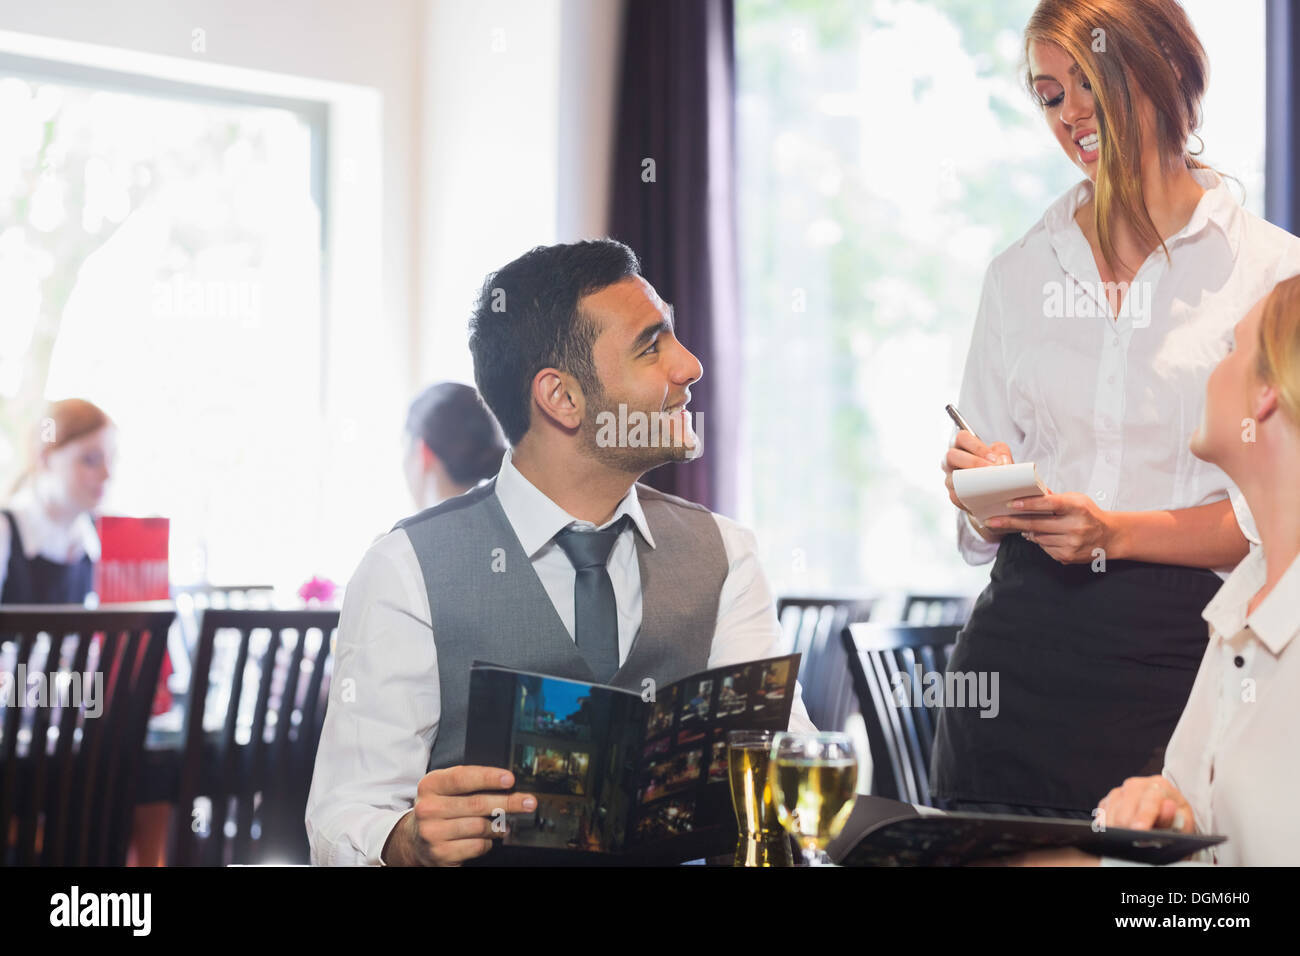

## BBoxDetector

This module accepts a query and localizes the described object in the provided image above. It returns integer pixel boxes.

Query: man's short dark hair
[469,239,641,445]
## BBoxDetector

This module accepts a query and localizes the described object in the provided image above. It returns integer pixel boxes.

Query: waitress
[1,399,115,605]
[931,0,1300,818]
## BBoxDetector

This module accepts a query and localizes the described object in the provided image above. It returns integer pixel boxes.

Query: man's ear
[532,368,585,432]
[419,439,437,471]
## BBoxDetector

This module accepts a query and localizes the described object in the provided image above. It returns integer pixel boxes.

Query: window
[735,0,1265,597]
[0,58,326,591]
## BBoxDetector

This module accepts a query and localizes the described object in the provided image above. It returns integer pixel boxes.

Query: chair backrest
[900,593,973,626]
[170,584,276,655]
[169,607,338,866]
[775,596,874,732]
[841,622,962,806]
[0,603,175,865]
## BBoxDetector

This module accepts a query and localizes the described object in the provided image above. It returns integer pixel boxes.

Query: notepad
[952,462,1049,522]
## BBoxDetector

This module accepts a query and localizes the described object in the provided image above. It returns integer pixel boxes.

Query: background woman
[932,0,1300,817]
[1,398,115,604]
[402,381,505,511]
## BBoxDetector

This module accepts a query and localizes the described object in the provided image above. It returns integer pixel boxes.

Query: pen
[945,404,983,444]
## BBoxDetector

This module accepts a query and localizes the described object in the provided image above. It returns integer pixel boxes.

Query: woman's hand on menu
[1096,775,1197,834]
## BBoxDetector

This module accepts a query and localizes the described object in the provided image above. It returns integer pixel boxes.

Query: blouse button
[1234,655,1245,668]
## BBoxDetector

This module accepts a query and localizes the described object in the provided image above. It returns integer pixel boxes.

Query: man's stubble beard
[576,385,697,475]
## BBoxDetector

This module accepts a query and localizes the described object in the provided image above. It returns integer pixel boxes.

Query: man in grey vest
[306,239,816,866]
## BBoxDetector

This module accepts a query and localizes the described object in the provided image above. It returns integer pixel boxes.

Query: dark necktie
[553,515,630,683]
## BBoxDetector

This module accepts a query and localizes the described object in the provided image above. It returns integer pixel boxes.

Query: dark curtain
[1266,0,1300,233]
[609,0,741,516]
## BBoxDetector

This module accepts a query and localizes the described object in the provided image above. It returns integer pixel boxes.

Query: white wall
[557,0,626,243]
[417,0,625,386]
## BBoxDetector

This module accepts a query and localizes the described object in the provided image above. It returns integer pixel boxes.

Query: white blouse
[954,169,1300,573]
[1162,545,1300,865]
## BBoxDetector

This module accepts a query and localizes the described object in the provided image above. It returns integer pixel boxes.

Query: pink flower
[298,575,337,604]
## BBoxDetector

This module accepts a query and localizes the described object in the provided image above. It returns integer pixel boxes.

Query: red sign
[94,516,170,602]
[93,516,173,714]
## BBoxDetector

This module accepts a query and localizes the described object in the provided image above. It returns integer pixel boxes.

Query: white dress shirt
[306,449,817,865]
[954,169,1300,572]
[0,483,101,600]
[1155,544,1300,866]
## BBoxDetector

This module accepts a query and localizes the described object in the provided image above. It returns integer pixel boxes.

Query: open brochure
[827,795,1225,866]
[463,653,800,865]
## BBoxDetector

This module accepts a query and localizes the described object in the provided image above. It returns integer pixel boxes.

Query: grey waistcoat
[392,477,729,772]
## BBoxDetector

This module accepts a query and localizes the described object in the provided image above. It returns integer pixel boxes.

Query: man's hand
[382,766,537,866]
[1096,775,1197,834]
[942,430,1015,543]
[984,491,1116,564]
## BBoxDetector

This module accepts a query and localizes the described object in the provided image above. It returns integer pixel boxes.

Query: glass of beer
[770,731,859,866]
[726,730,792,867]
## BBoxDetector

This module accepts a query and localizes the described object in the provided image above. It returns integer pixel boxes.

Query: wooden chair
[900,593,974,626]
[169,584,276,659]
[0,603,175,865]
[775,596,874,731]
[841,622,962,806]
[168,608,338,866]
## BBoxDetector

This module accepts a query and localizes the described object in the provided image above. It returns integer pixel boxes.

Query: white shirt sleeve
[708,513,818,734]
[954,261,1024,566]
[305,531,440,866]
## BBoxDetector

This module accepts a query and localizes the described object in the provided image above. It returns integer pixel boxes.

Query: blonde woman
[933,0,1300,817]
[1013,275,1300,866]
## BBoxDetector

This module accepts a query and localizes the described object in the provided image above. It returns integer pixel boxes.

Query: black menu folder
[463,653,800,865]
[827,794,1226,866]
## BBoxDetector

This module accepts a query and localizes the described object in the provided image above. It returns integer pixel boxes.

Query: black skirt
[930,531,1223,814]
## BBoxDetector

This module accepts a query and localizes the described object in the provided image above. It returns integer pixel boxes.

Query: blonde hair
[1024,0,1223,274]
[7,398,113,497]
[1256,275,1300,426]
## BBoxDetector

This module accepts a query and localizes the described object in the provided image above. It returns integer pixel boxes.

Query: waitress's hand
[983,492,1114,564]
[942,430,1015,516]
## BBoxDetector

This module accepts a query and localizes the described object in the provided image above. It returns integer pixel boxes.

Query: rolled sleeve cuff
[956,510,1001,566]
[310,805,411,867]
